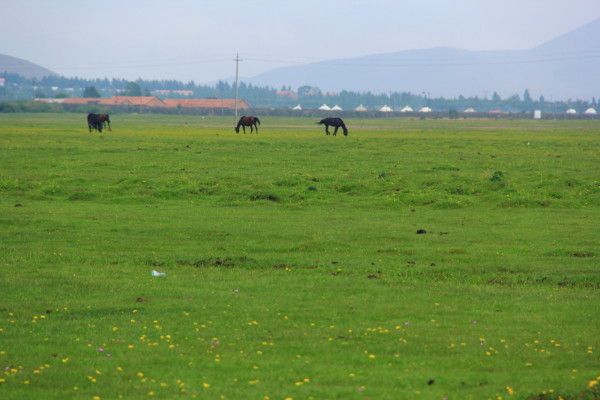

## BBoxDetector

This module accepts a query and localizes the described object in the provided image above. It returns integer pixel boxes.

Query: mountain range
[0,54,56,80]
[1,19,599,99]
[248,18,600,99]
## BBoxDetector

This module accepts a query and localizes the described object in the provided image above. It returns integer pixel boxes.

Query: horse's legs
[250,125,254,133]
[334,126,339,136]
[243,126,246,134]
[107,121,112,131]
[255,123,258,134]
[325,125,330,135]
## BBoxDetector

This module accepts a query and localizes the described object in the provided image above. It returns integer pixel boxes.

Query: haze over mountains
[1,19,599,100]
[249,18,600,99]
[0,54,56,79]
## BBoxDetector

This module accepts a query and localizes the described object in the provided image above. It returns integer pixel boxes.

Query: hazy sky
[1,0,599,83]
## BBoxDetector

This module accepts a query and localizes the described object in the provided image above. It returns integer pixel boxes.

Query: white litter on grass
[151,270,166,277]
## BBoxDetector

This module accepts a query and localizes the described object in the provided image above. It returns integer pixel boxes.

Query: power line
[243,53,600,68]
[19,48,600,72]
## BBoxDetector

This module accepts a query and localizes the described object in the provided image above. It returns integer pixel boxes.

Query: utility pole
[233,53,242,122]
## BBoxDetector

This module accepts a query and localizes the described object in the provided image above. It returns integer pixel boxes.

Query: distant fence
[1,101,598,119]
[249,109,600,120]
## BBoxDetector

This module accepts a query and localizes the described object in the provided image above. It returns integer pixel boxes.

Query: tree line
[0,72,597,113]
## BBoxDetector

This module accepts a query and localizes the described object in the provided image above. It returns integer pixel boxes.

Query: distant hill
[248,18,600,99]
[0,54,56,79]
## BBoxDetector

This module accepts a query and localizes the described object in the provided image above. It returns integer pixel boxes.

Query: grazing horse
[318,117,348,136]
[235,116,260,134]
[87,113,111,133]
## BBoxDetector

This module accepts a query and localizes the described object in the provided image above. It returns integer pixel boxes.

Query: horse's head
[235,126,240,133]
[343,127,348,136]
[317,119,325,125]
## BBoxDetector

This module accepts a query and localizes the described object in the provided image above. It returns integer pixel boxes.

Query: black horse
[318,117,348,136]
[87,113,111,133]
[235,116,260,134]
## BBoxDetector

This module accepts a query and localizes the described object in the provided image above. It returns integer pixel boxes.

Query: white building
[400,106,413,113]
[464,107,476,113]
[566,109,577,115]
[354,104,367,112]
[419,107,432,113]
[34,98,65,103]
[318,104,331,111]
[153,89,194,97]
[292,104,302,110]
[379,105,393,112]
[584,107,597,115]
[331,105,343,111]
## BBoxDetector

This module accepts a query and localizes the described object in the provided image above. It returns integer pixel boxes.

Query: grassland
[0,113,599,399]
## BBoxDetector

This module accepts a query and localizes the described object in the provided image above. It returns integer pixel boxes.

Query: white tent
[584,107,597,115]
[318,104,331,111]
[379,105,393,112]
[419,107,432,113]
[331,105,343,111]
[354,104,367,112]
[292,104,302,110]
[566,108,577,115]
[400,106,413,113]
[464,108,476,113]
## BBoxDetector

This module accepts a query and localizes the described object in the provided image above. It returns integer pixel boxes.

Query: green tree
[298,85,321,97]
[34,88,47,98]
[523,89,532,104]
[83,86,101,98]
[492,92,501,102]
[123,81,142,96]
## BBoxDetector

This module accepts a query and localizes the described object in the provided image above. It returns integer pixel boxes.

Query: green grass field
[0,113,599,399]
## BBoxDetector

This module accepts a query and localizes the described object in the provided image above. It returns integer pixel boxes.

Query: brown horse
[87,113,111,133]
[235,116,260,134]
